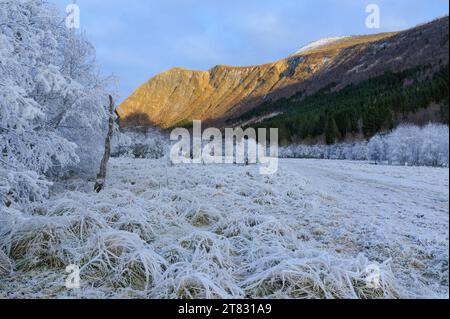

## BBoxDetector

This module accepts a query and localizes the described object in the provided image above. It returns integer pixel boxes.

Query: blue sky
[55,0,449,102]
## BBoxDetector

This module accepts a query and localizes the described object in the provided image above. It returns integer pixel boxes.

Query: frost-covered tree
[385,124,449,167]
[1,0,115,208]
[367,135,386,164]
[386,126,418,165]
[418,124,449,167]
[112,128,168,160]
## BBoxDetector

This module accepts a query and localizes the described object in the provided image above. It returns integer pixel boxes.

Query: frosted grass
[0,158,448,299]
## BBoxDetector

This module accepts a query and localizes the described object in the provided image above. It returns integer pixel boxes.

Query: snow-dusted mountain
[118,31,393,128]
[119,17,448,131]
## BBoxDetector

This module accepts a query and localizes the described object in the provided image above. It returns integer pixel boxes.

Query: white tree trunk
[94,95,115,193]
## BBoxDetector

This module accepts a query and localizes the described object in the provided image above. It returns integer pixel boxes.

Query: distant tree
[367,135,386,164]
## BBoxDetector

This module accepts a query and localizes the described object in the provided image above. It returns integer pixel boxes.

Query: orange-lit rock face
[117,32,404,128]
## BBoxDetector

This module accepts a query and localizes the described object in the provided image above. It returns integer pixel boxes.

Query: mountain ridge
[118,17,448,131]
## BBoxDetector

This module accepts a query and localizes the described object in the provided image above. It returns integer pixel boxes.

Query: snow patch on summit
[295,37,349,55]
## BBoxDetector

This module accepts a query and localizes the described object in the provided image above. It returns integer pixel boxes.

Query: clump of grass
[213,213,267,238]
[180,231,234,268]
[113,210,157,244]
[68,212,106,241]
[185,208,222,227]
[83,230,167,290]
[152,260,244,299]
[240,254,401,299]
[7,216,76,270]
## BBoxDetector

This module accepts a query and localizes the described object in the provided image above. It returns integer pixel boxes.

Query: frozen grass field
[0,158,448,299]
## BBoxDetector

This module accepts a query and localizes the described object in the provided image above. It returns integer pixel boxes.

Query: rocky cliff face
[118,17,448,129]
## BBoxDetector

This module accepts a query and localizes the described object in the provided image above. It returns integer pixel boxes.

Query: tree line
[279,124,449,167]
[240,65,449,145]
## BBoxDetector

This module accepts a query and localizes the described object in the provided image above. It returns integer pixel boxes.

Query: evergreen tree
[325,116,340,145]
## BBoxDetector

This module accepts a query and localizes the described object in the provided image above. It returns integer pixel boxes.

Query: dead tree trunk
[94,95,115,193]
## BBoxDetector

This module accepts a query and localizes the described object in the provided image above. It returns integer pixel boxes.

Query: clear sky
[55,0,449,102]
